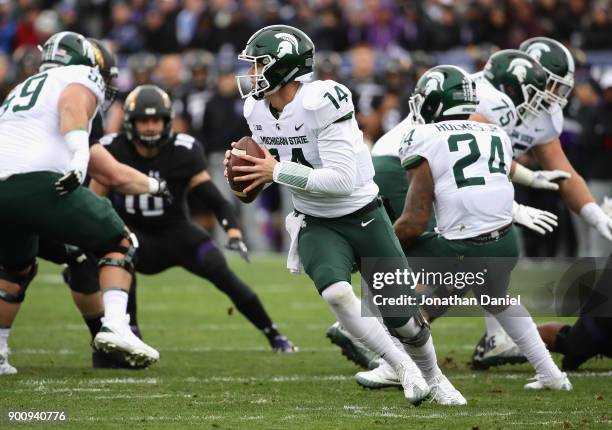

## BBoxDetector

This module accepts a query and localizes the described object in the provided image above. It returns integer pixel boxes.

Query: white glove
[580,202,612,242]
[530,170,572,190]
[512,201,559,235]
[512,163,571,191]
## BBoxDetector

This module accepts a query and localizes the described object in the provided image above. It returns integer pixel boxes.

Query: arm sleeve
[189,180,239,231]
[304,119,356,195]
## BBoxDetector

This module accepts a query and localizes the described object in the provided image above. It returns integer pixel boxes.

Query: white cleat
[524,372,573,391]
[472,330,526,370]
[355,360,401,389]
[395,361,431,406]
[429,374,467,405]
[0,347,17,375]
[93,315,159,367]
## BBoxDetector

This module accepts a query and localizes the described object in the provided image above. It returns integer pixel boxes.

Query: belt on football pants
[294,197,382,220]
[465,223,512,244]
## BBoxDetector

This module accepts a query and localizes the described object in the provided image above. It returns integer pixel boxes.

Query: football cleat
[355,360,401,389]
[270,335,298,353]
[0,347,17,375]
[326,322,380,369]
[429,374,467,405]
[93,314,159,367]
[524,372,573,391]
[471,330,527,370]
[395,361,431,406]
[92,348,148,369]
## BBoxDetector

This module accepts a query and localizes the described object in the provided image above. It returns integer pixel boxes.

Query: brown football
[537,321,566,352]
[227,136,266,203]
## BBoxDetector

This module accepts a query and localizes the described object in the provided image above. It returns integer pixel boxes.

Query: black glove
[151,178,173,204]
[225,237,249,262]
[55,170,82,196]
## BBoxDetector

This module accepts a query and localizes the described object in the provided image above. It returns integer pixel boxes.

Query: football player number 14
[448,133,506,189]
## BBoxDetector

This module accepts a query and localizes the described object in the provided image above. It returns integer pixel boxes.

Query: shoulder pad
[398,124,430,169]
[243,96,257,119]
[174,133,196,149]
[302,80,354,130]
[99,133,119,146]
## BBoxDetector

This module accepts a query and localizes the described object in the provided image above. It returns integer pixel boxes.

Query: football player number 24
[447,133,506,189]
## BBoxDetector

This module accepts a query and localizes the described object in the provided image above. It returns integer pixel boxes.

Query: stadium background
[1,0,611,257]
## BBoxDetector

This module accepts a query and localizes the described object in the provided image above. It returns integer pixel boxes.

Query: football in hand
[227,136,266,203]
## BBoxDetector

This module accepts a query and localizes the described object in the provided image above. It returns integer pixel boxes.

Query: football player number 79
[1,73,48,116]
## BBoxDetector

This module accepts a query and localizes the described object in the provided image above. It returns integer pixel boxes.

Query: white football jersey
[471,71,563,157]
[509,105,563,156]
[244,80,378,218]
[371,115,413,159]
[0,65,104,179]
[472,74,518,136]
[398,120,514,240]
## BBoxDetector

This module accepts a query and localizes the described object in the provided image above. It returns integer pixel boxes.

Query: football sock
[102,289,128,322]
[263,325,281,341]
[393,319,442,385]
[127,278,138,326]
[84,313,103,339]
[321,282,413,372]
[493,305,563,382]
[0,327,10,349]
[484,311,504,334]
[234,294,275,333]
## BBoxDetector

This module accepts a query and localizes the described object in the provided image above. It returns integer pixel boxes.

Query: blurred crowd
[0,0,610,256]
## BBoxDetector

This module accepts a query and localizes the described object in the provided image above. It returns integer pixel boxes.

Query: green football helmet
[408,65,478,124]
[39,31,96,71]
[519,37,574,111]
[236,25,314,100]
[484,49,547,121]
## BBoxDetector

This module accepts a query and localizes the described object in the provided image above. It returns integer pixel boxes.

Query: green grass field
[1,256,610,429]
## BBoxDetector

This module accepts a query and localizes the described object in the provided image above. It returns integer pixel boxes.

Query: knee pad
[0,261,38,303]
[63,253,100,295]
[389,309,431,348]
[97,229,138,274]
[321,281,355,307]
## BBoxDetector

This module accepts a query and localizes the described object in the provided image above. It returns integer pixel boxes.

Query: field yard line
[68,415,264,422]
[13,371,611,389]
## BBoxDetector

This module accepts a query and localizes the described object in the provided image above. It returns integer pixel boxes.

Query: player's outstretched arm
[510,160,571,191]
[189,170,249,261]
[533,139,612,241]
[393,160,434,249]
[88,143,170,198]
[55,84,98,195]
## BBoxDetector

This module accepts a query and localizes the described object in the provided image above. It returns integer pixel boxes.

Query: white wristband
[64,129,90,182]
[511,163,534,186]
[580,202,606,227]
[148,177,160,194]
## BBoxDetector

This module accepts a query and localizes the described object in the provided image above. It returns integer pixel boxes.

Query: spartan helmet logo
[508,58,533,83]
[525,42,551,62]
[424,71,445,95]
[274,33,299,58]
